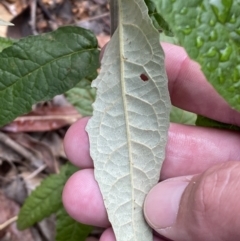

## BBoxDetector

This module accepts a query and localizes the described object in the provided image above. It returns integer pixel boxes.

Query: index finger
[162,42,240,126]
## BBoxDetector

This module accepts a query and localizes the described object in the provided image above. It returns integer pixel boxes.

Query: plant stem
[110,0,118,36]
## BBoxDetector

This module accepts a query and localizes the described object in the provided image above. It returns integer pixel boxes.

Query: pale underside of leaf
[86,0,171,240]
[0,19,14,26]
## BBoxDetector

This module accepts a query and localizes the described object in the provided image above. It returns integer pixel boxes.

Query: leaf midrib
[118,0,135,237]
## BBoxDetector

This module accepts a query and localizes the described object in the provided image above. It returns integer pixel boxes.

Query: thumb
[144,161,240,241]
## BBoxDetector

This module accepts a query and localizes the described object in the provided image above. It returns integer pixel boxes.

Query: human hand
[62,43,240,241]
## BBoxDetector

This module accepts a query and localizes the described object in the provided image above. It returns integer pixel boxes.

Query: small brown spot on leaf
[140,74,149,81]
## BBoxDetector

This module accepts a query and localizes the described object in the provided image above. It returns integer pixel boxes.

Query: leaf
[0,37,15,52]
[0,26,99,127]
[170,106,197,125]
[160,33,178,45]
[65,71,97,116]
[65,82,96,116]
[86,0,171,240]
[154,1,240,110]
[196,115,240,131]
[17,163,78,230]
[0,19,13,26]
[56,206,92,241]
[73,70,98,90]
[144,0,173,35]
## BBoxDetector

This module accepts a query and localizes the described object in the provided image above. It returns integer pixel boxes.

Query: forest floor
[0,1,110,240]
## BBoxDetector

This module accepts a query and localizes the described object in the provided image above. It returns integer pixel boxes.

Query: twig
[77,12,109,24]
[6,114,81,122]
[36,0,59,30]
[1,0,17,16]
[37,0,55,21]
[110,0,118,36]
[0,216,18,230]
[30,0,38,35]
[0,132,43,168]
[25,164,47,180]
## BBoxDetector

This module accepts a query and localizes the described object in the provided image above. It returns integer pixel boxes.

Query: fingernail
[144,178,189,229]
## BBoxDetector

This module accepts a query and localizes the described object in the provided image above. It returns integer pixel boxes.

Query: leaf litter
[0,0,110,240]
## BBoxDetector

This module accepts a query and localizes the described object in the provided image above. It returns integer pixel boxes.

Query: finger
[64,117,92,168]
[144,161,240,241]
[163,42,240,126]
[62,168,110,228]
[63,168,173,241]
[162,123,240,180]
[99,228,115,241]
[64,118,240,179]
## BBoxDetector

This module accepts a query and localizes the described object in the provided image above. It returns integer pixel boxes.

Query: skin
[62,43,240,241]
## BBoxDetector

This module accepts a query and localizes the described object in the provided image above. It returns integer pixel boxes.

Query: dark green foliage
[196,115,240,131]
[154,0,240,110]
[144,0,173,35]
[56,206,92,241]
[17,163,78,230]
[0,26,99,127]
[0,37,15,52]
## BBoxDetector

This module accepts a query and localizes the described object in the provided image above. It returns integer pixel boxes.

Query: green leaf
[144,0,173,35]
[196,115,240,131]
[66,71,97,116]
[17,163,78,230]
[65,81,96,116]
[154,1,240,110]
[86,0,171,240]
[63,162,79,178]
[56,206,92,241]
[170,106,197,125]
[160,33,179,45]
[0,37,15,52]
[0,26,99,127]
[0,19,13,26]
